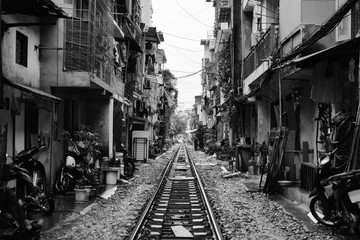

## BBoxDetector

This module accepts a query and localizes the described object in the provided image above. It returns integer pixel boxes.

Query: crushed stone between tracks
[41,146,357,240]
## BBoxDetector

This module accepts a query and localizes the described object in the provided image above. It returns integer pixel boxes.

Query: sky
[152,0,215,110]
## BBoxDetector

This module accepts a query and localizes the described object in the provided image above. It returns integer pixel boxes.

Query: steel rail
[185,145,224,240]
[127,146,180,240]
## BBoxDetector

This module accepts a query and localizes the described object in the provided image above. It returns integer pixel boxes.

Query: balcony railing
[243,24,277,80]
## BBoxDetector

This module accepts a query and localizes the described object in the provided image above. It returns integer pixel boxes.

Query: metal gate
[133,137,148,162]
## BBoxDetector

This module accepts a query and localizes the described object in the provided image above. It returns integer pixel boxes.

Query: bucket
[109,167,121,180]
[105,169,118,184]
[74,188,88,203]
[83,186,92,201]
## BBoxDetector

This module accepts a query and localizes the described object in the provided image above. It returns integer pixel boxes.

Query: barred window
[16,31,28,67]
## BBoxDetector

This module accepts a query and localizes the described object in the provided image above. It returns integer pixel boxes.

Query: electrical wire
[164,42,203,59]
[174,0,213,28]
[175,69,203,79]
[164,48,201,65]
[162,32,202,42]
[156,6,212,26]
[164,42,202,53]
[168,70,195,74]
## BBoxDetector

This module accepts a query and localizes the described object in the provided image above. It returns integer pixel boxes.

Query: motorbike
[119,145,135,178]
[0,186,42,240]
[7,145,55,216]
[309,154,360,236]
[54,139,93,193]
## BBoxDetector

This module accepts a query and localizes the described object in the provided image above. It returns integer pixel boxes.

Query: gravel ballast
[41,146,357,240]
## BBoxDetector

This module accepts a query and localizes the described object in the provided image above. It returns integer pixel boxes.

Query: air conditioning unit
[251,32,260,47]
[220,22,228,30]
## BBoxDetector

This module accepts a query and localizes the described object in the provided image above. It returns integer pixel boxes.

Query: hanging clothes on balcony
[145,42,156,66]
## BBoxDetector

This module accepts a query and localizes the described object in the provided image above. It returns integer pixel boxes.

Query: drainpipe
[109,97,114,158]
[279,70,282,127]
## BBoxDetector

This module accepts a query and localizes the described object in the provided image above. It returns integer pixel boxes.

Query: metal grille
[64,0,115,84]
[133,138,148,162]
[300,162,317,191]
[243,24,277,80]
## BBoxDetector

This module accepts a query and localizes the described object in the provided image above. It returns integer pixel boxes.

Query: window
[74,0,89,20]
[335,0,351,42]
[16,31,28,67]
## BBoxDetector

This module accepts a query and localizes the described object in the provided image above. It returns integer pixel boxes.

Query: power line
[175,69,203,79]
[165,48,200,66]
[168,70,195,73]
[174,0,213,28]
[164,42,202,53]
[163,32,202,42]
[156,6,212,26]
[164,43,203,61]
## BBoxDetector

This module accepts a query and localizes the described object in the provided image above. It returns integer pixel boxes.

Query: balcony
[64,0,116,86]
[243,24,277,80]
[218,7,230,22]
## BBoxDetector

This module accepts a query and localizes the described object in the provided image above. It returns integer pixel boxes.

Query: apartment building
[201,0,360,189]
[0,0,172,191]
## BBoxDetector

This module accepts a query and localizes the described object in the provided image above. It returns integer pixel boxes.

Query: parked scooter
[120,144,135,178]
[54,139,92,193]
[0,185,42,240]
[7,145,55,216]
[309,154,360,236]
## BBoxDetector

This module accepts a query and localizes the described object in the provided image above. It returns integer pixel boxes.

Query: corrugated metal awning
[3,0,69,18]
[291,37,359,67]
[4,78,61,102]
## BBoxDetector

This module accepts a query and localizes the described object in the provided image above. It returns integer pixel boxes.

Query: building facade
[200,0,360,187]
[0,0,174,192]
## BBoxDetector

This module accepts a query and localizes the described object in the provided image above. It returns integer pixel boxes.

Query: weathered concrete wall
[40,19,91,93]
[257,100,271,144]
[279,0,335,42]
[2,15,40,86]
[298,82,317,164]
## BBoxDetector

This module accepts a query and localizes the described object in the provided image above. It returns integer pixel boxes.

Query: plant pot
[105,169,118,185]
[74,188,88,203]
[83,185,92,201]
[109,167,121,180]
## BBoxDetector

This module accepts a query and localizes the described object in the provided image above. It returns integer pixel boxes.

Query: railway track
[128,144,223,240]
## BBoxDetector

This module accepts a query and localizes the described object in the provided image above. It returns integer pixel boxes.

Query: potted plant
[74,177,90,203]
[74,174,96,203]
[63,125,102,202]
[73,125,102,169]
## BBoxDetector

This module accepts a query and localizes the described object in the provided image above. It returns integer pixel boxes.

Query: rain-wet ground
[29,184,116,231]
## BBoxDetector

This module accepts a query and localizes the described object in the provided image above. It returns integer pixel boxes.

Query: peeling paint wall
[257,100,271,144]
[2,15,41,87]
